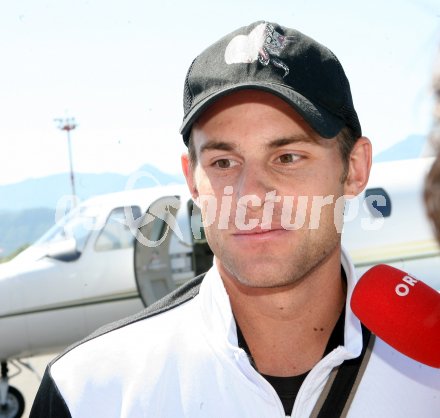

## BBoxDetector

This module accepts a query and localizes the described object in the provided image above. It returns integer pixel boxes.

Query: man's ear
[343,136,372,196]
[181,153,199,200]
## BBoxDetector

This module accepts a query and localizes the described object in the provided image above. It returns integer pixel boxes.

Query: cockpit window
[35,205,97,253]
[95,206,141,252]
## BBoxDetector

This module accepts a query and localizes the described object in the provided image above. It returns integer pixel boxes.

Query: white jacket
[30,249,440,417]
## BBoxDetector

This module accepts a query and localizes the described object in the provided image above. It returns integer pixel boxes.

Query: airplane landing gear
[0,362,24,418]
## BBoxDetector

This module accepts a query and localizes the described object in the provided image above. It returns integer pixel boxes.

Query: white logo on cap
[224,23,266,64]
[224,23,292,77]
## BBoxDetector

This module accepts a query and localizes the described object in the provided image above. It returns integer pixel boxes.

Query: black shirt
[236,306,345,415]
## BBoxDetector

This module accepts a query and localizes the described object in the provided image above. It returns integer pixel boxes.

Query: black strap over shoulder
[312,324,374,418]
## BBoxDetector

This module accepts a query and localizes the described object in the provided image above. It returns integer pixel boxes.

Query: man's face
[183,90,359,289]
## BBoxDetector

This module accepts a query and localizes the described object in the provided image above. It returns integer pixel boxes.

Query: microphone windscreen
[351,264,440,368]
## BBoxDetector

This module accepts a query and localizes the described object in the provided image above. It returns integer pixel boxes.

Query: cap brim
[180,82,345,145]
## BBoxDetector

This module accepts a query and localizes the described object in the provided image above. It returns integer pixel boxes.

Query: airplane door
[134,195,182,306]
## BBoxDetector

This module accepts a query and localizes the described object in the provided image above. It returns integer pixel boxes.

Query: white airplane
[0,158,439,418]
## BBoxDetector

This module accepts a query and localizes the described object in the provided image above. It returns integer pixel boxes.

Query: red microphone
[351,264,440,368]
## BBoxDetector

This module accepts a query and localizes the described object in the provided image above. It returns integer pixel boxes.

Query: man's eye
[214,159,236,168]
[277,153,300,164]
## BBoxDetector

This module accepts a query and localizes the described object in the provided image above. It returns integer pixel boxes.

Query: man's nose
[235,165,275,210]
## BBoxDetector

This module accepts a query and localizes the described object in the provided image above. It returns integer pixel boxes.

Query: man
[425,62,440,242]
[31,21,440,417]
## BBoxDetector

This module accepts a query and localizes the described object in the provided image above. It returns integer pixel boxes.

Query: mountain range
[0,208,55,258]
[0,164,184,211]
[373,134,430,162]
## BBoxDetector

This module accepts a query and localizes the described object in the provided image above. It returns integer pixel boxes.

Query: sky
[1,0,439,186]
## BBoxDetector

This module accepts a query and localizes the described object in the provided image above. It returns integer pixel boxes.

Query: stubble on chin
[215,234,341,291]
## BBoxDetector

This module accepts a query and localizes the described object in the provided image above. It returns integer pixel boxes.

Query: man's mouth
[232,226,287,240]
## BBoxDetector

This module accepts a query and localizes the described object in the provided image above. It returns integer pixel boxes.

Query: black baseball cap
[180,21,361,145]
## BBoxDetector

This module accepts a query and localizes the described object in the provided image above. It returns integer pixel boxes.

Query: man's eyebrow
[199,140,236,154]
[267,135,318,149]
[198,135,319,154]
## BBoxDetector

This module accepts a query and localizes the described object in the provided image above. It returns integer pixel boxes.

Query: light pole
[55,117,78,205]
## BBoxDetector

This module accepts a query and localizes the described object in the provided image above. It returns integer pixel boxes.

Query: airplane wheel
[0,386,25,418]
